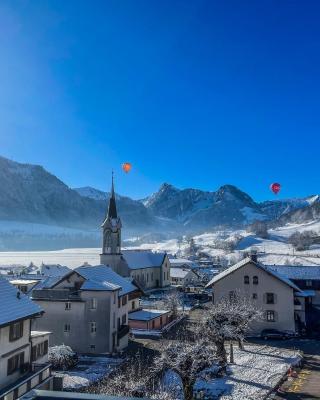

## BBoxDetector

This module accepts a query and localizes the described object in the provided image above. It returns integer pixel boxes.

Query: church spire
[108,171,117,219]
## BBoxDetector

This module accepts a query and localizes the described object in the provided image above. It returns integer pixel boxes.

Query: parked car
[261,329,292,340]
[284,330,300,338]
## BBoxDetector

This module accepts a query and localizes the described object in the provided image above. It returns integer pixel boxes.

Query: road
[249,338,320,399]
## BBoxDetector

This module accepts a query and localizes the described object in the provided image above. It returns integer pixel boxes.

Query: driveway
[249,338,320,399]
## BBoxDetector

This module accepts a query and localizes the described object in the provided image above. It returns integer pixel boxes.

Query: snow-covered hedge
[49,345,78,370]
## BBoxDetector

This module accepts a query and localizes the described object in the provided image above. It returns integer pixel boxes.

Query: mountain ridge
[0,155,319,236]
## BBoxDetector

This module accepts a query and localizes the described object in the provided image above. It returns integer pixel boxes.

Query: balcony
[117,325,129,339]
[32,289,82,301]
[0,363,52,400]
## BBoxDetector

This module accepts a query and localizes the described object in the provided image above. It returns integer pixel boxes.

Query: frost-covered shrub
[49,345,78,370]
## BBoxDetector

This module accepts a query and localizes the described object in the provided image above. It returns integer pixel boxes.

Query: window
[266,310,275,322]
[90,322,97,333]
[65,302,71,310]
[90,345,96,351]
[306,280,313,287]
[118,298,121,308]
[151,272,154,281]
[122,314,127,325]
[152,320,155,329]
[122,296,127,306]
[7,352,24,375]
[9,321,23,342]
[132,301,135,310]
[244,275,249,284]
[266,293,275,304]
[90,298,97,310]
[64,324,71,333]
[252,293,258,300]
[253,276,259,285]
[32,340,48,361]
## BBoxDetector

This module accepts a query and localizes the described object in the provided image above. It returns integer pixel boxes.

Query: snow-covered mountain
[0,156,154,232]
[143,183,266,228]
[0,155,319,251]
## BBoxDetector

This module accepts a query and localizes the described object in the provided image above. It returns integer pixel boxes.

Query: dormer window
[244,275,249,284]
[253,276,259,285]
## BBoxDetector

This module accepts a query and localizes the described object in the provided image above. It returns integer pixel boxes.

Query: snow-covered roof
[40,264,71,277]
[170,267,193,279]
[122,250,166,270]
[0,278,43,327]
[206,257,301,292]
[295,290,316,297]
[128,309,170,321]
[266,265,320,280]
[10,279,38,285]
[169,258,196,267]
[75,265,138,296]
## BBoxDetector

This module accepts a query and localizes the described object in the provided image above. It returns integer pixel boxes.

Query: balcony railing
[0,363,51,400]
[32,289,81,301]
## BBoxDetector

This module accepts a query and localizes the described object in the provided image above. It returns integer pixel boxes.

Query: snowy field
[0,220,319,270]
[196,344,301,399]
[59,355,122,390]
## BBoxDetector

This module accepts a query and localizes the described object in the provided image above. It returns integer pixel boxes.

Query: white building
[170,267,201,287]
[206,256,307,334]
[0,279,52,400]
[31,265,140,354]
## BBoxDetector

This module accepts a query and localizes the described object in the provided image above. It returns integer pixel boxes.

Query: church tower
[101,172,122,256]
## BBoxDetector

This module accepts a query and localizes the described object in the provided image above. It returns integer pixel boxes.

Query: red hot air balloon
[122,162,132,173]
[270,182,281,195]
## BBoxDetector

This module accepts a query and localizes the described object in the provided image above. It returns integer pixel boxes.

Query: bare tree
[154,340,218,400]
[288,230,317,251]
[248,220,269,239]
[158,291,183,318]
[202,293,262,368]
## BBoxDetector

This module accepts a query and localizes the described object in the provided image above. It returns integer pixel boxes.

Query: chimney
[249,249,258,263]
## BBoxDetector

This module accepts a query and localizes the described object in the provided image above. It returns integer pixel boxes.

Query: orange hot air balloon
[122,162,132,173]
[270,182,281,195]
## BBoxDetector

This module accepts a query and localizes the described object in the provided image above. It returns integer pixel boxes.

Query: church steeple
[101,173,122,255]
[108,171,117,219]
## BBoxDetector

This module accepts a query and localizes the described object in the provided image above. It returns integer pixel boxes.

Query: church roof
[107,174,117,219]
[122,250,166,270]
[75,265,138,296]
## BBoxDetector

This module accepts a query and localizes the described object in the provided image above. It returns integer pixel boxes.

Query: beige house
[31,265,140,354]
[206,256,305,334]
[0,279,52,400]
[99,176,170,290]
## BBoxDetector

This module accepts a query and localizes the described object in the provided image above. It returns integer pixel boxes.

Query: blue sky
[0,0,319,201]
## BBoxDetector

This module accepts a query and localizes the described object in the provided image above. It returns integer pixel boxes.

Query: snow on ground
[195,344,301,399]
[60,355,122,390]
[0,248,101,269]
[0,220,319,270]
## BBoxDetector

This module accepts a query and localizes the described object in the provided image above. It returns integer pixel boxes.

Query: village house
[31,265,141,354]
[100,175,170,290]
[206,255,309,335]
[0,279,52,400]
[170,267,201,287]
[266,264,320,332]
[128,309,172,331]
